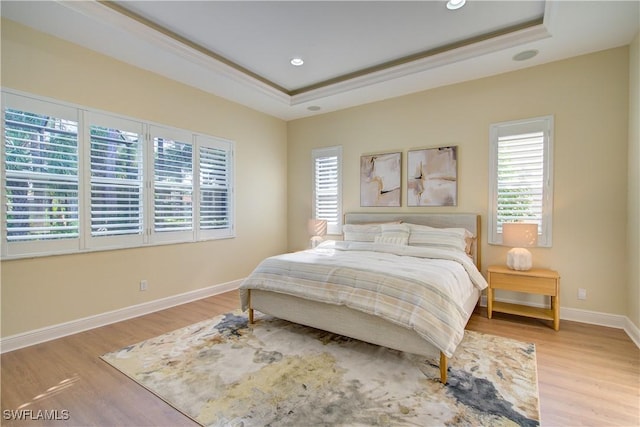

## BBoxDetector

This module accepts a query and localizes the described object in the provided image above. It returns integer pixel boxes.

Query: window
[2,96,80,257]
[151,126,194,243]
[312,146,342,235]
[198,136,233,239]
[488,115,554,247]
[1,90,234,259]
[87,113,144,249]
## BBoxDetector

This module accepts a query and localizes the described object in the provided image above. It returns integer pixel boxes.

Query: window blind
[496,131,544,232]
[2,90,236,259]
[488,115,553,247]
[313,149,341,234]
[4,109,79,242]
[199,145,230,230]
[90,125,143,237]
[153,137,193,232]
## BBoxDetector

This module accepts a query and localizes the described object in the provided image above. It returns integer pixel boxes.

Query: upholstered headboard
[344,212,481,269]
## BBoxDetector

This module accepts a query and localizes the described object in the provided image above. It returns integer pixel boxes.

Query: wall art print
[360,152,401,207]
[408,146,457,206]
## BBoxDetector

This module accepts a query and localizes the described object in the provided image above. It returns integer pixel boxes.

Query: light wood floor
[2,290,638,426]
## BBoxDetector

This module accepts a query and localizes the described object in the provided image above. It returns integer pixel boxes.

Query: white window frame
[312,146,342,235]
[1,89,235,259]
[488,115,554,247]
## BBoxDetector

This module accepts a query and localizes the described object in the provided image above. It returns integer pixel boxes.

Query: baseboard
[479,295,640,349]
[0,279,242,354]
[624,317,640,349]
[4,285,639,353]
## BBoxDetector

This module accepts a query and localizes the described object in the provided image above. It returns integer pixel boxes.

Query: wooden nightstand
[487,265,561,330]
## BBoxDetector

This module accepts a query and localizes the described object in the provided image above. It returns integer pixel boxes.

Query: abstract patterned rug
[101,311,540,427]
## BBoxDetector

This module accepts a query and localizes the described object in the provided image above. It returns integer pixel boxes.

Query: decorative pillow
[464,235,476,255]
[374,235,409,245]
[342,223,382,242]
[375,223,410,245]
[342,221,402,242]
[407,223,474,254]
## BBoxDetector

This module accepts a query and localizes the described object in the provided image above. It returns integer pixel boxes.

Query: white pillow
[375,223,410,245]
[342,221,404,242]
[342,223,381,242]
[374,235,409,245]
[407,223,474,253]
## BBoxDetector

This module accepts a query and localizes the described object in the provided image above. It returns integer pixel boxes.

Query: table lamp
[502,222,538,271]
[307,219,327,248]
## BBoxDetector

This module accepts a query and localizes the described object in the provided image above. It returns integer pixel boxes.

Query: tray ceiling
[2,1,638,120]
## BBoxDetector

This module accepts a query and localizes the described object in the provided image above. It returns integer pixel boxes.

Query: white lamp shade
[502,222,538,271]
[502,223,538,247]
[307,219,327,237]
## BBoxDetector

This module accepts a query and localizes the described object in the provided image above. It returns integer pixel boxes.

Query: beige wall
[288,47,630,316]
[0,20,288,337]
[1,18,636,338]
[629,32,640,329]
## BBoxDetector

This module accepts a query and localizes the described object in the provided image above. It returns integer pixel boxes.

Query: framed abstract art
[360,152,401,207]
[407,146,457,206]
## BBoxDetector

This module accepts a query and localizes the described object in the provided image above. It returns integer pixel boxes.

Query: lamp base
[506,247,533,271]
[309,236,323,248]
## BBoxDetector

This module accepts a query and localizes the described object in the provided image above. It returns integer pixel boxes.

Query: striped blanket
[240,240,488,357]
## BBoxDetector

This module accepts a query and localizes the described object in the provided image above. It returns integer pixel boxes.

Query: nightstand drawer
[489,272,558,295]
[487,265,561,330]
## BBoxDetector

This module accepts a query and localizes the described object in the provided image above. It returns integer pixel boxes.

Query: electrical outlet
[140,280,148,291]
[577,288,587,300]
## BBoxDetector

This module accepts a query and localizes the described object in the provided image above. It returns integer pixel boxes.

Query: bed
[239,212,486,384]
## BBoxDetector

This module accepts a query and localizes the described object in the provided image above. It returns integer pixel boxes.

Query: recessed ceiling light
[513,49,539,61]
[446,0,466,10]
[290,57,304,67]
[307,105,321,112]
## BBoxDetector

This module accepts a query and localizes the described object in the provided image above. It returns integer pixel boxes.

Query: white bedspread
[240,240,488,357]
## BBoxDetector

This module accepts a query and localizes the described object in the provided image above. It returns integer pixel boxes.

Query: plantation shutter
[312,146,342,235]
[2,91,237,259]
[152,128,194,241]
[89,120,143,240]
[496,131,544,229]
[3,107,79,243]
[489,116,554,247]
[199,143,231,231]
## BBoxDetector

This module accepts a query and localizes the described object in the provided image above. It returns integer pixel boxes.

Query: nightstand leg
[487,287,493,319]
[552,295,560,331]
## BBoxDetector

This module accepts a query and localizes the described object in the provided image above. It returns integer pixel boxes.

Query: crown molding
[57,0,291,105]
[291,21,551,105]
[57,0,550,109]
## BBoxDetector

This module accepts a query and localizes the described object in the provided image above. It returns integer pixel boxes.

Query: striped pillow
[375,223,410,245]
[407,223,474,253]
[342,221,403,242]
[342,224,382,242]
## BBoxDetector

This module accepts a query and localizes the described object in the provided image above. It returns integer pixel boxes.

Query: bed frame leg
[248,308,254,324]
[440,352,448,384]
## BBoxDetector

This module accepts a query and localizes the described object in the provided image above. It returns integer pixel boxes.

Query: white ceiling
[2,1,639,120]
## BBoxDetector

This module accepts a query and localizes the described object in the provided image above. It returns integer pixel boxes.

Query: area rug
[101,311,540,427]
